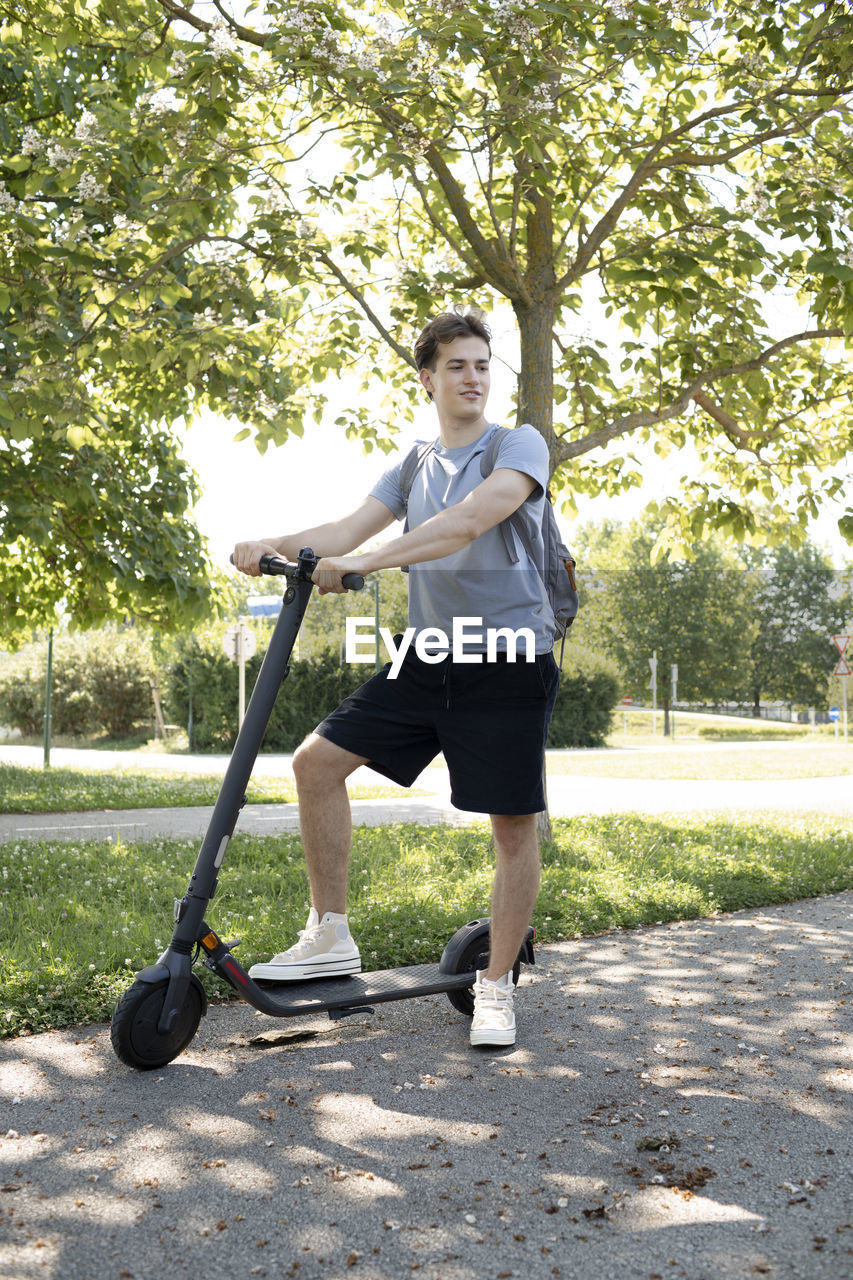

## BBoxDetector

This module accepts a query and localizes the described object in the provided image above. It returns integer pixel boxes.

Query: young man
[232,311,559,1047]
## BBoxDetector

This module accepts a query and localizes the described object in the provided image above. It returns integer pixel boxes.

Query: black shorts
[314,648,560,815]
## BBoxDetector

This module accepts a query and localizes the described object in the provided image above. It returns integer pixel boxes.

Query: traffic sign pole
[648,651,658,737]
[835,675,845,747]
[223,621,257,732]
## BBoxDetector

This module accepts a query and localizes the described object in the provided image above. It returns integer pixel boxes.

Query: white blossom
[193,307,218,330]
[21,125,44,155]
[527,82,557,115]
[148,89,177,116]
[0,185,17,212]
[113,213,143,235]
[171,50,189,75]
[280,8,314,36]
[74,110,99,141]
[262,186,288,215]
[208,19,238,60]
[77,170,107,202]
[47,142,75,167]
[313,29,348,72]
[741,180,769,219]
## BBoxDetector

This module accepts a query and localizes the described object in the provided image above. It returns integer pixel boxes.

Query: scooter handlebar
[257,553,364,592]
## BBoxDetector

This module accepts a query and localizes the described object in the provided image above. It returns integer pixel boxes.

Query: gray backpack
[398,425,578,653]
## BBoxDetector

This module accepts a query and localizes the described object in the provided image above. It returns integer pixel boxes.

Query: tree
[576,516,755,731]
[0,426,219,636]
[4,1,853,638]
[736,541,851,713]
[151,0,851,544]
[0,2,304,638]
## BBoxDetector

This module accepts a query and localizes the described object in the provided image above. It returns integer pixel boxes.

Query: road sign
[620,695,633,706]
[222,623,256,662]
[829,706,840,722]
[832,634,850,656]
[834,655,852,678]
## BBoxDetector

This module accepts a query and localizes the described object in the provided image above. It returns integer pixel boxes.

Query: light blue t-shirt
[370,423,555,654]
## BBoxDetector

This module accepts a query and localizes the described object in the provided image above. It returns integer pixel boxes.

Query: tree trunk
[514,189,558,470]
[514,194,558,840]
[515,297,557,462]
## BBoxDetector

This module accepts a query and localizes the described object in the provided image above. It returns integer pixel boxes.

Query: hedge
[0,631,153,739]
[162,632,619,752]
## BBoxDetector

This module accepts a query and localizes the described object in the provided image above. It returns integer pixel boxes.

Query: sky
[182,392,850,573]
[182,364,699,570]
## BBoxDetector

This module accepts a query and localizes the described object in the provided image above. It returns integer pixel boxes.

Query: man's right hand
[231,541,282,577]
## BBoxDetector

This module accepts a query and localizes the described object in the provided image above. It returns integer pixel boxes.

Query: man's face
[419,335,491,421]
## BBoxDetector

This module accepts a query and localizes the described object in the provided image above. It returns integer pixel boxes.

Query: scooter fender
[438,918,492,975]
[438,917,535,975]
[135,963,172,985]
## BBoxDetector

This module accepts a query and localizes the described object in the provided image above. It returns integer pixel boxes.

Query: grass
[2,812,851,1039]
[546,745,853,781]
[0,763,414,814]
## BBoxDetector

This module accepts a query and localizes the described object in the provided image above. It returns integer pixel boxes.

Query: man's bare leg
[485,812,540,981]
[291,732,368,917]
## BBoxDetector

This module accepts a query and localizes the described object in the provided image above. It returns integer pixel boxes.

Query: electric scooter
[110,548,535,1069]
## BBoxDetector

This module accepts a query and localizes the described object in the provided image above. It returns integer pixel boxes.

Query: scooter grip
[341,573,365,591]
[258,553,289,574]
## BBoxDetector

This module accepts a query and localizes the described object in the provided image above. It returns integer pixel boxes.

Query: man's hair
[414,311,492,372]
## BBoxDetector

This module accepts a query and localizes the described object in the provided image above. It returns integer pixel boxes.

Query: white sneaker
[248,909,361,982]
[470,970,516,1047]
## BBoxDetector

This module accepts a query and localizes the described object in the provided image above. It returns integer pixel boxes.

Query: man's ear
[419,367,434,400]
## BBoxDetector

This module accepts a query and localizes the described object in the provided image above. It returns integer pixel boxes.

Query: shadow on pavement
[2,894,853,1280]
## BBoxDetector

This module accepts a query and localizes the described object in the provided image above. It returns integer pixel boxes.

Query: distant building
[247,595,281,618]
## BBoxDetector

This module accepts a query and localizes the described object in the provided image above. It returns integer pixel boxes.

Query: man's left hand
[313,556,367,594]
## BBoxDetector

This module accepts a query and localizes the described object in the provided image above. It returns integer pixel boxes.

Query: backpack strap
[399,440,436,505]
[398,440,436,573]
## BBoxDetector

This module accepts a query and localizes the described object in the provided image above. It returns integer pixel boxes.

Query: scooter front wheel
[111,975,205,1070]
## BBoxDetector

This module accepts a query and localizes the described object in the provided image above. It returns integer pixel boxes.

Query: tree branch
[555,328,845,464]
[156,0,268,47]
[314,249,415,368]
[691,390,758,449]
[370,102,527,302]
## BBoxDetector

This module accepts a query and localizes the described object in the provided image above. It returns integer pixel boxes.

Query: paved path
[2,895,853,1280]
[0,744,851,845]
[2,744,853,1277]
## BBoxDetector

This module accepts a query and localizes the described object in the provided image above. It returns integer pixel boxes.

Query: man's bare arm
[312,468,537,592]
[232,496,396,577]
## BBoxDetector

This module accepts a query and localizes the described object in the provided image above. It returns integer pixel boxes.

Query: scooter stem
[155,551,318,1032]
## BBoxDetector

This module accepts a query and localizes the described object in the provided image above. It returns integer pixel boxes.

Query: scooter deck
[253,962,475,1017]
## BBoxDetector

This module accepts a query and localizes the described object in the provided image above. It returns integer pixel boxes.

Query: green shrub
[548,668,620,747]
[0,646,45,735]
[161,622,620,754]
[0,631,153,739]
[162,633,367,752]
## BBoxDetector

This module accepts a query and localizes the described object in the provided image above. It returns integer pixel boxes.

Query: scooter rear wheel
[445,938,521,1017]
[111,975,205,1070]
